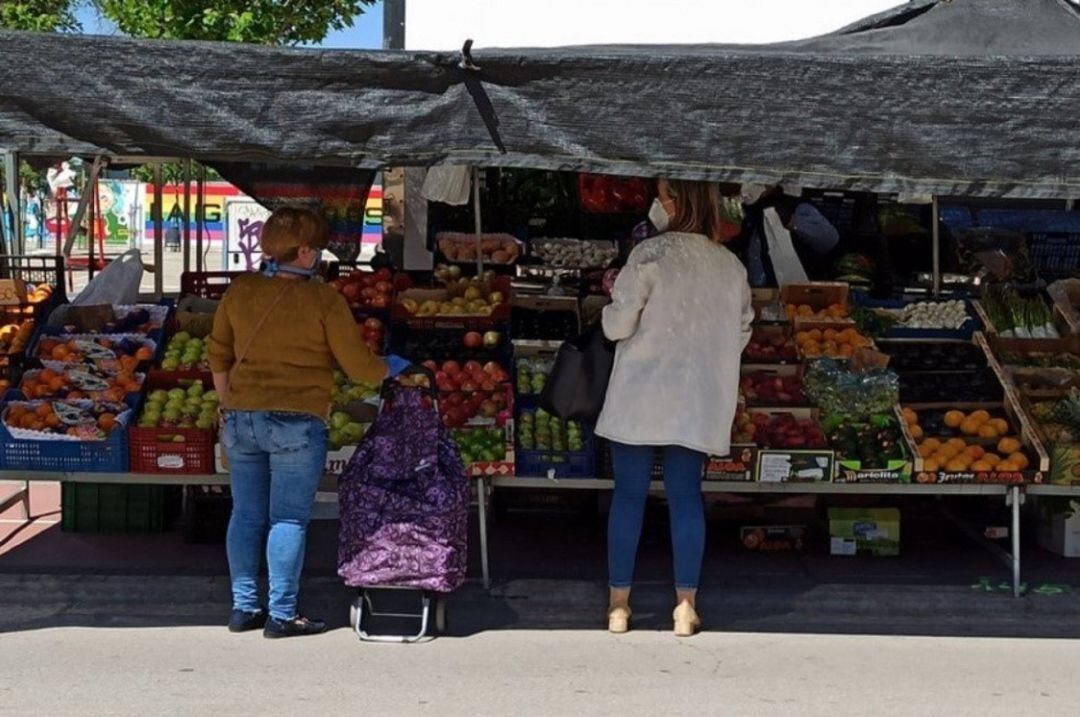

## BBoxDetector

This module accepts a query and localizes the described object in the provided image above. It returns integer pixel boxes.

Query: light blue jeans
[222,410,328,621]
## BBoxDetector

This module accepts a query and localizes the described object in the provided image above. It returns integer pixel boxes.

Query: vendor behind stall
[736,186,840,286]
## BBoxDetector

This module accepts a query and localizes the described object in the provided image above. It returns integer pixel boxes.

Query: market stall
[1,0,1080,597]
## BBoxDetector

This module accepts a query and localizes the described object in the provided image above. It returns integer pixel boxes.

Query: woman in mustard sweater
[208,207,401,639]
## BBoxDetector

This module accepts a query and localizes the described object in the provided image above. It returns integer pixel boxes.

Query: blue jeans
[222,410,328,621]
[608,442,707,591]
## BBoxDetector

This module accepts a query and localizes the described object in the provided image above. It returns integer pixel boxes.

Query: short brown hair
[260,206,331,262]
[664,179,730,244]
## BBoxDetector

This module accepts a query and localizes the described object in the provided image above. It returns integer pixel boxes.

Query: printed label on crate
[835,460,911,484]
[915,469,1040,485]
[157,455,186,470]
[72,340,117,361]
[757,450,833,483]
[741,525,806,551]
[67,369,111,392]
[707,446,757,481]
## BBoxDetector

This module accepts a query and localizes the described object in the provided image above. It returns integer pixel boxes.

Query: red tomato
[363,317,384,331]
[442,361,461,375]
[341,283,362,303]
[370,295,390,309]
[463,360,482,374]
[374,268,393,282]
[374,281,393,294]
[360,274,377,287]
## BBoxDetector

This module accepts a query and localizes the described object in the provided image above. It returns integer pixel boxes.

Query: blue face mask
[262,249,323,279]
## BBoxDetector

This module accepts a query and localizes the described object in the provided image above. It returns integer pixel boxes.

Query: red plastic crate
[128,371,216,475]
[129,424,216,474]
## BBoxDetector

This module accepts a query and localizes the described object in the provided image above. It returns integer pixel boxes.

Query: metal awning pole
[152,163,164,297]
[195,164,205,273]
[931,195,941,296]
[473,167,483,276]
[2,151,22,254]
[182,159,192,274]
[63,155,106,258]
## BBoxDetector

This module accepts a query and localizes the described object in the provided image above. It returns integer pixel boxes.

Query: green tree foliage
[96,0,375,45]
[0,1,78,32]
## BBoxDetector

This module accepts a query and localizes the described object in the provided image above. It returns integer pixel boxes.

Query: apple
[371,295,390,309]
[483,331,501,349]
[460,380,478,393]
[442,361,461,376]
[463,360,482,374]
[463,332,483,349]
[423,360,440,373]
[364,317,384,331]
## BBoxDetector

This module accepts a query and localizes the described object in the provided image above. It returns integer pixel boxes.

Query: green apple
[146,399,164,413]
[172,331,191,344]
[167,388,186,401]
[149,390,169,403]
[187,382,205,398]
[203,390,219,403]
[163,408,182,422]
[330,411,351,430]
[195,417,214,430]
[161,357,180,371]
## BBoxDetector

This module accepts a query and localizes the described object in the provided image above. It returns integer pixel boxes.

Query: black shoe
[263,615,327,639]
[228,609,267,633]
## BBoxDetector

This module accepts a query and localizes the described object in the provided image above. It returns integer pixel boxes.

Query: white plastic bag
[73,249,144,306]
[421,165,472,205]
[762,208,809,285]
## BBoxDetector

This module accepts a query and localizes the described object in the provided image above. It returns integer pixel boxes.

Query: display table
[6,469,1073,598]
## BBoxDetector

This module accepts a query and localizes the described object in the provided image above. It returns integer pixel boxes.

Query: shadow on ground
[2,493,1079,639]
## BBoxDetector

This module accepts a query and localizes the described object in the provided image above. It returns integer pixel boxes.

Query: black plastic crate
[0,254,67,302]
[61,483,181,533]
[1029,232,1080,279]
[182,486,232,544]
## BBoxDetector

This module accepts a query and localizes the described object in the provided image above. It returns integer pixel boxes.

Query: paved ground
[4,483,1080,714]
[1,602,1077,716]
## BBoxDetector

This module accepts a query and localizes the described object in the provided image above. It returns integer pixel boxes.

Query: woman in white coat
[596,178,754,637]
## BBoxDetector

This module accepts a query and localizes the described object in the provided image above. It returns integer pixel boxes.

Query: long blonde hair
[664,179,729,244]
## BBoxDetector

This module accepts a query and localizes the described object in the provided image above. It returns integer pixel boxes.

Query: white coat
[595,232,754,457]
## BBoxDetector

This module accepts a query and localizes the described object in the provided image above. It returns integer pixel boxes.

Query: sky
[74,0,385,48]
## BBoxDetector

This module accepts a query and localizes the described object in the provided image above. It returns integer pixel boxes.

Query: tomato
[463,360,482,374]
[363,317,384,331]
[442,361,461,375]
[360,286,377,300]
[374,267,393,282]
[341,283,362,303]
[360,274,377,288]
[370,295,390,309]
[374,281,393,294]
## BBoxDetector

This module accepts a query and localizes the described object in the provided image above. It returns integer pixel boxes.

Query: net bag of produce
[337,385,469,593]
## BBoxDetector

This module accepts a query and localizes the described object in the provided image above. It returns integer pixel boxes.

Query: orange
[50,344,70,360]
[937,445,960,460]
[983,453,1002,466]
[839,344,855,358]
[34,403,53,418]
[997,461,1019,472]
[18,413,37,429]
[902,408,918,425]
[44,413,61,428]
[909,425,924,439]
[959,418,980,436]
[989,419,1009,435]
[1009,453,1029,470]
[922,438,942,452]
[970,410,991,426]
[120,355,139,373]
[945,458,969,472]
[946,438,966,451]
[977,424,1000,439]
[918,443,937,459]
[944,410,965,428]
[134,346,154,362]
[971,460,993,472]
[997,437,1021,455]
[964,445,986,460]
[39,368,58,383]
[48,376,66,392]
[97,413,117,431]
[807,329,822,342]
[922,458,941,472]
[6,405,27,420]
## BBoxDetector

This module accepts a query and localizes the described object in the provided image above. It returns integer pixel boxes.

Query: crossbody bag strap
[225,282,292,399]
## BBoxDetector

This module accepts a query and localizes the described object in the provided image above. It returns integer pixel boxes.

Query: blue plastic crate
[853,292,980,341]
[0,394,139,473]
[515,418,596,479]
[0,421,130,472]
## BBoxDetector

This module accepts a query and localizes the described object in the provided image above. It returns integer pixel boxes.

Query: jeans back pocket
[266,412,315,453]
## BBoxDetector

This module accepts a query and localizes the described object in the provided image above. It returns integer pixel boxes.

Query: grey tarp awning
[1,0,1079,198]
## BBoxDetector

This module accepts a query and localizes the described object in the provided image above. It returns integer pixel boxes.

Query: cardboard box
[740,525,806,551]
[707,445,757,481]
[1036,501,1080,557]
[780,282,852,328]
[757,449,834,483]
[0,278,27,306]
[828,508,900,556]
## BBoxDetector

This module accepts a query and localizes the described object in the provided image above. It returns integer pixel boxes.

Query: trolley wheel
[349,597,361,630]
[433,597,447,635]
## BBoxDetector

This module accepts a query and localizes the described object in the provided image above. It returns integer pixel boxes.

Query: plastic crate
[128,372,217,475]
[0,254,68,303]
[0,414,131,472]
[180,271,247,300]
[1029,232,1080,280]
[516,444,595,478]
[61,482,180,533]
[182,486,232,543]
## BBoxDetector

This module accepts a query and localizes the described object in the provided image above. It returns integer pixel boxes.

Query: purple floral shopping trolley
[338,369,469,642]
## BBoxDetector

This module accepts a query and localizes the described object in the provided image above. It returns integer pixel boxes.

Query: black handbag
[539,325,615,422]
